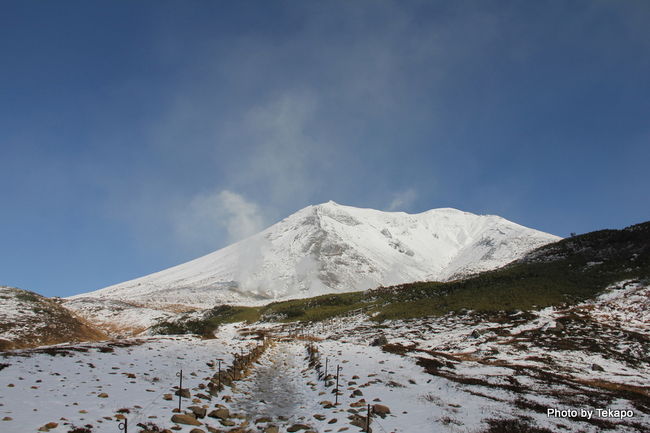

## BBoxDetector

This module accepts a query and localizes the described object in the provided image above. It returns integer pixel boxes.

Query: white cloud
[226,90,323,205]
[388,188,417,211]
[175,189,265,250]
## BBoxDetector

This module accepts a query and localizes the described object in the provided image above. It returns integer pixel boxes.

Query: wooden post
[335,365,341,405]
[217,359,222,389]
[325,357,328,382]
[366,403,371,432]
[176,369,183,411]
[118,418,128,433]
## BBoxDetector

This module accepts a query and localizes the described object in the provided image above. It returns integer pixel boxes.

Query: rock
[264,427,280,433]
[372,404,390,417]
[37,422,58,432]
[256,417,272,423]
[349,415,369,430]
[313,414,326,420]
[2,417,13,421]
[208,408,230,419]
[287,424,310,432]
[370,335,388,346]
[175,388,191,398]
[171,414,202,426]
[219,419,235,426]
[189,406,207,418]
[163,393,173,401]
[189,429,205,433]
[351,389,363,397]
[591,363,605,372]
[98,393,109,398]
[328,418,337,424]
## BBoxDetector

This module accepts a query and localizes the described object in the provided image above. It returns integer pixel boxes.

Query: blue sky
[1,1,649,297]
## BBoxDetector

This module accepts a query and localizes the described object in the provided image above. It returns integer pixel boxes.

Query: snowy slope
[0,286,107,349]
[69,202,560,308]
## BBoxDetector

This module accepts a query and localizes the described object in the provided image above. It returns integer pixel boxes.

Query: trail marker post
[366,403,371,432]
[217,359,222,389]
[335,365,342,405]
[118,418,128,433]
[176,369,183,411]
[325,357,328,382]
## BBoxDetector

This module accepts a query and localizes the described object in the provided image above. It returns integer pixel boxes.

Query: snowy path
[230,341,327,427]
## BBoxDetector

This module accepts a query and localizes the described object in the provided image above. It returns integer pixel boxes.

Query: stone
[171,414,202,426]
[98,393,109,398]
[175,388,191,398]
[328,418,337,424]
[591,363,605,372]
[255,417,272,423]
[370,335,387,346]
[219,419,235,427]
[189,406,207,418]
[163,393,173,401]
[37,422,58,432]
[287,424,310,432]
[189,429,205,433]
[313,414,326,420]
[208,408,230,419]
[264,427,280,433]
[372,404,390,417]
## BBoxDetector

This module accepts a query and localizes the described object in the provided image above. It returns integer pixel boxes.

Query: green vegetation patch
[259,221,650,323]
[151,221,650,334]
[151,305,260,337]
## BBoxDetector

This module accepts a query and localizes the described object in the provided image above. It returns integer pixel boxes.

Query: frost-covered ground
[1,283,648,433]
[0,325,256,433]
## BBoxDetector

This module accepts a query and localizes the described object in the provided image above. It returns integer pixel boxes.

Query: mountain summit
[70,202,560,308]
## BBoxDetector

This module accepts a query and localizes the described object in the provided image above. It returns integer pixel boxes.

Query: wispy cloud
[388,188,417,211]
[174,189,265,250]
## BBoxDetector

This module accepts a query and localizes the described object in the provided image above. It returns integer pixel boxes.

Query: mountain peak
[69,204,561,308]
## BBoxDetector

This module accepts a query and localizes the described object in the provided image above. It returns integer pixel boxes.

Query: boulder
[372,404,390,417]
[188,406,207,418]
[208,408,230,420]
[175,388,191,398]
[171,414,202,426]
[369,335,388,346]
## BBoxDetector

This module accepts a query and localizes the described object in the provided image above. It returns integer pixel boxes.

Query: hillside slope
[69,201,559,309]
[0,286,107,350]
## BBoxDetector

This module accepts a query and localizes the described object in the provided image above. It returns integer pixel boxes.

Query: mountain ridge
[68,202,560,308]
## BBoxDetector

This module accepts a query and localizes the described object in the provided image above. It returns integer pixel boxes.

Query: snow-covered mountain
[69,201,560,308]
